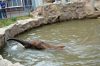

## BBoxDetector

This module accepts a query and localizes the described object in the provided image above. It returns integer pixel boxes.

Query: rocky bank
[0,55,23,66]
[31,2,100,20]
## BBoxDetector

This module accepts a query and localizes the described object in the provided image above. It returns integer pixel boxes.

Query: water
[1,19,100,66]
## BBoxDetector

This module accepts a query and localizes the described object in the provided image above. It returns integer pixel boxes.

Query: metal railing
[0,5,33,19]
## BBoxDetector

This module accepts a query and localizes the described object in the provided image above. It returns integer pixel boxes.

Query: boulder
[86,11,100,18]
[95,0,100,11]
[0,55,23,66]
[0,34,4,48]
[4,18,41,41]
[84,2,94,15]
[72,0,100,11]
[31,2,87,21]
[31,1,100,21]
[0,27,8,48]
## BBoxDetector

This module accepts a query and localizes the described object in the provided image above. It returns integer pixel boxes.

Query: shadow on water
[1,19,100,66]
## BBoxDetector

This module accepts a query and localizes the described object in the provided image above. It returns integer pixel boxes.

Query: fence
[0,5,33,19]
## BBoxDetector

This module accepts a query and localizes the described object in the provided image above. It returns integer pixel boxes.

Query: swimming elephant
[7,38,65,50]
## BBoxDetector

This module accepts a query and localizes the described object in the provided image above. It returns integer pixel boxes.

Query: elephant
[7,38,65,50]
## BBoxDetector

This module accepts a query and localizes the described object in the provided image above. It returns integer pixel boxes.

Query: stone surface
[0,27,8,48]
[4,17,43,41]
[31,2,99,23]
[95,0,100,11]
[0,55,23,66]
[86,11,100,18]
[31,2,100,20]
[31,2,88,21]
[0,33,4,48]
[72,0,100,11]
[5,18,35,37]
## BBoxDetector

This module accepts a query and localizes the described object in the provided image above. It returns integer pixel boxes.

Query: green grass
[0,15,32,28]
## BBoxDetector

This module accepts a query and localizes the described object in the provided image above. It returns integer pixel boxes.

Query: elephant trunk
[7,38,32,48]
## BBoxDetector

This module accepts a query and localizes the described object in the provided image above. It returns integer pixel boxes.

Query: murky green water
[1,19,100,66]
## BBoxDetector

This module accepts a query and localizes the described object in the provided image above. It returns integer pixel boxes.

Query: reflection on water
[1,19,100,66]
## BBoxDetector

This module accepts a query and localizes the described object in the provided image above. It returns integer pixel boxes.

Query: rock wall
[31,2,100,21]
[0,55,23,66]
[95,0,100,11]
[31,2,87,20]
[71,0,100,11]
[0,31,5,48]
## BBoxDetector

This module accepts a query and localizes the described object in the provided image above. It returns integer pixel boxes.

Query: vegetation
[0,15,32,28]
